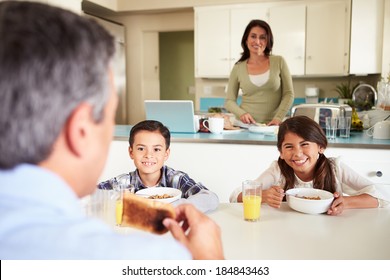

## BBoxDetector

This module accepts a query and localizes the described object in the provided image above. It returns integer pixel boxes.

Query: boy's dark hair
[129,120,171,148]
[276,116,336,194]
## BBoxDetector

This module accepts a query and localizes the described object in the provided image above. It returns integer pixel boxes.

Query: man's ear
[64,103,93,158]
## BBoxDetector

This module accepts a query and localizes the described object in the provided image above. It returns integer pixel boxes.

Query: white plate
[135,187,182,203]
[222,129,244,134]
[248,125,278,135]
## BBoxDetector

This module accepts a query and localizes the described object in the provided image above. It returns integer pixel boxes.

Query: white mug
[193,115,200,132]
[202,117,224,134]
[366,120,390,140]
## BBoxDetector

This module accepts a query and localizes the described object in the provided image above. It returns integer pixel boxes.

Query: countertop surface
[114,125,390,149]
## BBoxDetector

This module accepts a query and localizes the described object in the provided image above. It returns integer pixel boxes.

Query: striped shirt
[98,165,208,198]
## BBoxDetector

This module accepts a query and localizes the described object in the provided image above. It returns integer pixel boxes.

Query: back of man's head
[0,1,115,169]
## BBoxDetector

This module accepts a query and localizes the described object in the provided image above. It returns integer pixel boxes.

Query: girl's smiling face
[279,132,324,181]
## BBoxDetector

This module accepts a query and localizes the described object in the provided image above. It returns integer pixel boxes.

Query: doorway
[159,31,195,102]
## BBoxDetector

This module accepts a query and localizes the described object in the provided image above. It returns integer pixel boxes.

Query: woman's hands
[240,113,256,124]
[240,114,281,126]
[262,186,284,208]
[267,119,281,126]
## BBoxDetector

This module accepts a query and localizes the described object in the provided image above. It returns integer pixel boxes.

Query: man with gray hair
[0,1,223,260]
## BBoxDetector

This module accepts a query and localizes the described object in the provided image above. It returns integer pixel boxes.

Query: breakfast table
[208,203,390,260]
[114,202,390,260]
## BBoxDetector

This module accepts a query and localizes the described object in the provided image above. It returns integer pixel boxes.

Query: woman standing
[225,19,294,126]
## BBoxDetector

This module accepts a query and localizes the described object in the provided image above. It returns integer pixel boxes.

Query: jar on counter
[377,80,390,111]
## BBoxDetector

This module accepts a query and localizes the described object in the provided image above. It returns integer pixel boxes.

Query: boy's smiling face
[129,130,170,181]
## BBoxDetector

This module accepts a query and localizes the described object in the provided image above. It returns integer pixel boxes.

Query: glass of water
[326,117,338,140]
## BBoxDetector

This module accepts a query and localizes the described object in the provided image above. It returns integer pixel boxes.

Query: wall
[100,12,194,124]
[196,75,381,111]
[116,0,278,12]
[159,31,195,102]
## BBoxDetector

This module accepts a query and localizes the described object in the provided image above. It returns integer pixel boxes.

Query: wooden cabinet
[350,0,384,75]
[269,0,350,76]
[195,4,268,78]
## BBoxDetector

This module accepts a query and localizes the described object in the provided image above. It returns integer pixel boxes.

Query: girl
[230,116,389,215]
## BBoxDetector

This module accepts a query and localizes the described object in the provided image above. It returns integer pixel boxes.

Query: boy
[98,120,219,213]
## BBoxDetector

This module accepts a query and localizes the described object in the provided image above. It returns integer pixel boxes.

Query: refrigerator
[84,14,128,124]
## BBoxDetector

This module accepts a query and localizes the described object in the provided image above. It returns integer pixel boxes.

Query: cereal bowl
[286,188,334,214]
[135,187,182,203]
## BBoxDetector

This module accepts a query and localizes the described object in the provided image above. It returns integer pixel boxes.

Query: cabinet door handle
[376,171,383,177]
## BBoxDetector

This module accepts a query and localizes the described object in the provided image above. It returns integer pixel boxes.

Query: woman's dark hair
[129,120,171,149]
[237,19,274,63]
[276,116,336,193]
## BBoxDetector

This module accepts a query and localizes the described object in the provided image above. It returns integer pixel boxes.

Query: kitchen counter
[114,125,390,149]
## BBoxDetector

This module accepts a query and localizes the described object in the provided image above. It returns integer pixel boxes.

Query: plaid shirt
[97,165,208,198]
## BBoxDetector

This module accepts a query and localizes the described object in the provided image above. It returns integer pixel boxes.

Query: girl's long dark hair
[277,116,336,193]
[237,19,273,63]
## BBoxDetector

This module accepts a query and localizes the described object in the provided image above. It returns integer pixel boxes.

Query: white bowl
[135,187,182,203]
[286,188,334,214]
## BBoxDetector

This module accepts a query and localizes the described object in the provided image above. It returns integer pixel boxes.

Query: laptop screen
[144,100,197,133]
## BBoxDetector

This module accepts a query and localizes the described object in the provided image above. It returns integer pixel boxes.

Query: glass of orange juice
[115,198,123,226]
[242,180,262,222]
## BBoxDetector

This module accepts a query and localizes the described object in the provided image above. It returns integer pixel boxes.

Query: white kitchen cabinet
[195,7,230,78]
[270,1,349,76]
[269,4,306,76]
[327,147,390,185]
[306,0,350,75]
[47,0,82,13]
[195,5,268,78]
[196,1,350,78]
[350,0,384,75]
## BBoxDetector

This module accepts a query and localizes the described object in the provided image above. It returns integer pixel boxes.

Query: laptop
[144,100,197,133]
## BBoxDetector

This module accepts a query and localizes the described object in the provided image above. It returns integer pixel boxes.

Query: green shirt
[225,55,294,123]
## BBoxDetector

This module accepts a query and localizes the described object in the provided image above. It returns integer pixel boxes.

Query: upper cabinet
[269,4,306,76]
[269,0,350,76]
[306,1,350,75]
[350,0,384,75]
[195,4,268,78]
[196,0,352,78]
[46,0,82,13]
